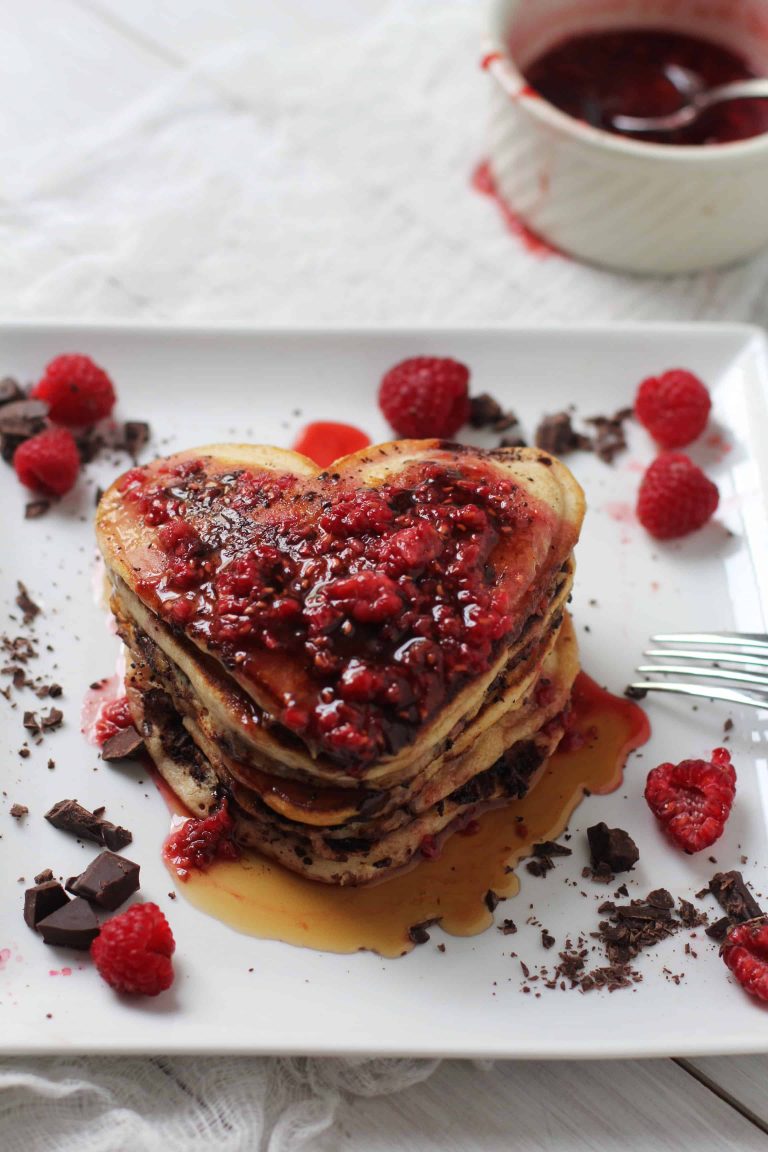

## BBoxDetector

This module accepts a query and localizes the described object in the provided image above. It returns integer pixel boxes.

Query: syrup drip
[162,673,649,958]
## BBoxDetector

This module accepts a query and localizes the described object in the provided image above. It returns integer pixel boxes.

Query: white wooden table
[1,2,767,1147]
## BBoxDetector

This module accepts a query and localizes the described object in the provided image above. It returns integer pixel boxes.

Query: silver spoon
[611,71,768,135]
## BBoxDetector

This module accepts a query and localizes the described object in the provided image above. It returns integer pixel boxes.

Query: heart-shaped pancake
[97,440,583,773]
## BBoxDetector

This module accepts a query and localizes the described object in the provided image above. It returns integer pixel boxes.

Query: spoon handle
[702,78,768,107]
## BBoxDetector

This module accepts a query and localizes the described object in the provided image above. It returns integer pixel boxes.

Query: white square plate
[2,322,768,1059]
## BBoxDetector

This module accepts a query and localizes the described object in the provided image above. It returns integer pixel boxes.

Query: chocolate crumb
[15,583,41,625]
[541,930,555,950]
[408,917,440,946]
[485,889,500,913]
[24,500,51,520]
[10,803,28,819]
[499,919,517,935]
[34,868,54,884]
[437,943,446,953]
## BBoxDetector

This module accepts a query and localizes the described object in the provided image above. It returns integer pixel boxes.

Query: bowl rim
[485,0,768,164]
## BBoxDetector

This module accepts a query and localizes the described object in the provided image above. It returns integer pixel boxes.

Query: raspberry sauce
[524,29,768,145]
[161,672,649,957]
[292,422,371,468]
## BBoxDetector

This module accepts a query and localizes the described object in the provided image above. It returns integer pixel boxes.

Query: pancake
[97,439,585,885]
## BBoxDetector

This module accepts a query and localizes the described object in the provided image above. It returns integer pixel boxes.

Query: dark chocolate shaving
[45,799,132,851]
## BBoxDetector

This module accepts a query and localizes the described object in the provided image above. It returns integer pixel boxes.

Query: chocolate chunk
[40,707,63,731]
[34,868,54,884]
[37,897,99,950]
[0,398,48,437]
[24,500,51,520]
[533,840,572,858]
[499,919,517,934]
[101,726,144,761]
[705,916,732,941]
[24,880,69,929]
[15,582,40,625]
[541,930,555,949]
[45,799,132,850]
[485,889,500,912]
[587,823,639,874]
[66,851,140,910]
[10,803,28,819]
[709,871,763,923]
[0,377,24,406]
[534,411,592,457]
[469,394,519,433]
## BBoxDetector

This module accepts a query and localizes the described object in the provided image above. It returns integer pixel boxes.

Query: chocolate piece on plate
[24,499,51,520]
[0,377,24,406]
[0,399,48,461]
[587,822,639,874]
[24,880,69,929]
[708,870,763,923]
[45,799,132,850]
[37,898,99,950]
[534,411,592,457]
[101,726,145,761]
[67,851,140,910]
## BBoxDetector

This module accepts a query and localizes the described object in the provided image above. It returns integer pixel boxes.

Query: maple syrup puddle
[161,673,648,958]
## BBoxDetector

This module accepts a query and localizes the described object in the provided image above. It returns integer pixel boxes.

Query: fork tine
[643,648,768,668]
[652,632,768,650]
[626,681,768,708]
[636,663,768,688]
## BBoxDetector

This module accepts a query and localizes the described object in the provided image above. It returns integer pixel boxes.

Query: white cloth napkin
[2,1,767,1147]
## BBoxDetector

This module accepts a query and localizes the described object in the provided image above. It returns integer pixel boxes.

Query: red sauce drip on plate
[292,421,371,468]
[524,29,768,145]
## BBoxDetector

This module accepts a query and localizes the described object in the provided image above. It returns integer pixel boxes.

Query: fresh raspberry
[13,428,80,496]
[378,357,470,439]
[721,918,768,1002]
[33,354,116,426]
[644,747,736,853]
[635,369,711,448]
[91,902,175,996]
[636,452,719,539]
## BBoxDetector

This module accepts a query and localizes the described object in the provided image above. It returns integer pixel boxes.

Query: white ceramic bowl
[485,0,768,273]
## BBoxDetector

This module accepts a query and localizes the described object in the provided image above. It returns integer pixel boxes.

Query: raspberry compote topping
[163,800,240,880]
[94,695,134,745]
[118,453,549,771]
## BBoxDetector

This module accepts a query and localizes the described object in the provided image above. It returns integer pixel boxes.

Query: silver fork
[627,632,768,709]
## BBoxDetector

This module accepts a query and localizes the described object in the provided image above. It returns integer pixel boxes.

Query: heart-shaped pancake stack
[96,439,585,884]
